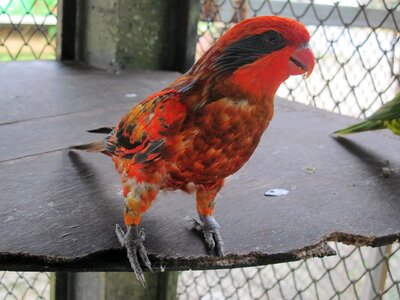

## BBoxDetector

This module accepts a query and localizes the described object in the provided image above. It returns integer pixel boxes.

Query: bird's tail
[334,119,383,136]
[87,127,115,134]
[70,141,106,152]
[70,126,115,154]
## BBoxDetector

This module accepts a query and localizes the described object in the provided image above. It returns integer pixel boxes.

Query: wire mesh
[0,0,57,61]
[0,272,50,300]
[196,0,400,118]
[177,242,400,299]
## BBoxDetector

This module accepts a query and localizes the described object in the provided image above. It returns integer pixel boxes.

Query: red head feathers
[187,16,314,101]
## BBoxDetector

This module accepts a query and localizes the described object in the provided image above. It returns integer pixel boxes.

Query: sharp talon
[214,232,225,257]
[192,215,225,257]
[139,274,147,288]
[186,217,203,231]
[115,224,151,288]
[146,263,154,273]
[139,228,146,240]
[138,243,153,272]
[204,232,215,250]
[115,224,125,246]
[192,223,203,232]
[143,263,153,273]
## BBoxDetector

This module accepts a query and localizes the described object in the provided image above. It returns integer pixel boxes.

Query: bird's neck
[227,50,292,103]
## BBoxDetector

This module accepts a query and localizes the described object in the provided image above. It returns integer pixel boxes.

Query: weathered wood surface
[0,61,179,125]
[0,61,399,272]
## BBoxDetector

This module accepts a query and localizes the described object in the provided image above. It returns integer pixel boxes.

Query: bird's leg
[116,182,159,287]
[115,224,151,286]
[191,180,224,257]
[191,214,224,257]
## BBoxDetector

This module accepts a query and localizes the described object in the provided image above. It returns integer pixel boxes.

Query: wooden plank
[0,99,399,271]
[0,61,179,125]
[0,104,128,162]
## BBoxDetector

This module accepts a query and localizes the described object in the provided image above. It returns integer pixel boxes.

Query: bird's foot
[115,224,152,287]
[190,215,224,257]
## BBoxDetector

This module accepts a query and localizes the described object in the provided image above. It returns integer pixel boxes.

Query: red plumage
[74,16,315,286]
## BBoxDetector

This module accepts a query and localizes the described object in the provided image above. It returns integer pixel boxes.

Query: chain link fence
[177,243,400,299]
[196,0,400,118]
[0,1,399,299]
[0,272,50,300]
[0,0,57,61]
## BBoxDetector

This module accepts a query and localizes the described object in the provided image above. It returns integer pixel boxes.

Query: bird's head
[192,16,315,100]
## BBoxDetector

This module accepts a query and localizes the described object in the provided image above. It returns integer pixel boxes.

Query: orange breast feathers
[106,90,187,183]
[167,97,272,184]
[109,92,271,187]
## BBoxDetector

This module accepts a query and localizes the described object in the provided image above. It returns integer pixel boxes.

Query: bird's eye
[265,31,282,46]
[267,37,277,44]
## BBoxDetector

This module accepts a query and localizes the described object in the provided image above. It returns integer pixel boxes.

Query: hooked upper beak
[288,45,315,78]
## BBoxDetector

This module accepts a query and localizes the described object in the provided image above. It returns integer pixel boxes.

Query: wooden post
[50,273,69,300]
[360,245,392,300]
[57,0,77,61]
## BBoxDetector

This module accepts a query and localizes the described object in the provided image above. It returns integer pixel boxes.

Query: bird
[72,16,314,286]
[334,93,400,136]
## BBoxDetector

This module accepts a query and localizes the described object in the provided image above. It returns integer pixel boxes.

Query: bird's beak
[288,45,315,78]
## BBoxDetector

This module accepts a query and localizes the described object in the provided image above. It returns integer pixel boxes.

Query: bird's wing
[105,89,187,163]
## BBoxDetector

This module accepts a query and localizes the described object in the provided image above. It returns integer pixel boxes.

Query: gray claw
[187,217,203,231]
[214,231,224,257]
[189,215,225,257]
[115,224,152,287]
[115,224,125,246]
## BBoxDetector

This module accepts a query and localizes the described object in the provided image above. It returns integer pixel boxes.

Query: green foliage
[0,0,57,16]
[0,1,57,61]
[334,93,400,135]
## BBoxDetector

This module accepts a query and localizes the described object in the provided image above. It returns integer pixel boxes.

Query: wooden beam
[0,62,399,273]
